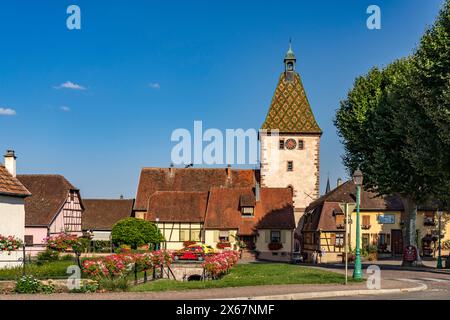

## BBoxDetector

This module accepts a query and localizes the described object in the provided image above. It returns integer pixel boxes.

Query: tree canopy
[334,0,450,263]
[111,218,164,249]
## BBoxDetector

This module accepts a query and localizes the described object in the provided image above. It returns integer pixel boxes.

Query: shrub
[111,218,164,249]
[98,277,129,292]
[15,276,42,294]
[69,281,99,293]
[36,249,60,264]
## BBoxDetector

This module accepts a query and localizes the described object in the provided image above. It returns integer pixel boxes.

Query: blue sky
[0,0,445,198]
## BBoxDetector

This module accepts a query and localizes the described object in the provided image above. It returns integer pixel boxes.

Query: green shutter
[281,230,286,244]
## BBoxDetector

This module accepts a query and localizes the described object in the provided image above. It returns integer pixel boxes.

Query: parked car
[187,243,215,255]
[174,245,206,261]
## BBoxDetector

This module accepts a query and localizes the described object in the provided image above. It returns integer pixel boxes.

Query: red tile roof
[17,175,79,226]
[134,168,257,211]
[205,187,295,235]
[304,181,404,232]
[82,199,134,231]
[146,191,208,223]
[0,165,30,197]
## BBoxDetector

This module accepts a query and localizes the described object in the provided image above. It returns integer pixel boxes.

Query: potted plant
[367,245,378,261]
[217,242,231,249]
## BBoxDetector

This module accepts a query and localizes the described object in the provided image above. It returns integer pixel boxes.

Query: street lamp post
[352,167,363,280]
[437,210,443,269]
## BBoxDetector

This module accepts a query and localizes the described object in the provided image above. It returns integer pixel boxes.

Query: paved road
[311,265,450,300]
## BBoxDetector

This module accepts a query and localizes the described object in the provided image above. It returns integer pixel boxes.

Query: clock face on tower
[285,138,297,150]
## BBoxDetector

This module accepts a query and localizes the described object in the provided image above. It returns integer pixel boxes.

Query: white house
[0,150,31,268]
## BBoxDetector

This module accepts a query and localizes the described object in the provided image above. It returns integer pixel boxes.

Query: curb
[219,282,427,300]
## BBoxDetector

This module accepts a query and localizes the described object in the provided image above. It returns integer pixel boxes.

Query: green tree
[335,0,450,264]
[111,218,164,250]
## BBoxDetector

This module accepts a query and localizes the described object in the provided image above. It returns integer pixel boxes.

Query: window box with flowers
[217,242,231,249]
[0,235,23,255]
[361,224,371,230]
[268,242,283,251]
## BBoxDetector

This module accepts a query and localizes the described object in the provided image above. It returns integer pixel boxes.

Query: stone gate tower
[260,42,322,227]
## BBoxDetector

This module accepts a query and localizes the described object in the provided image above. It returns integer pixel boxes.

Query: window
[335,233,344,247]
[24,235,33,246]
[241,206,254,216]
[279,139,285,150]
[219,230,229,243]
[70,192,74,202]
[362,215,371,229]
[335,215,344,228]
[287,161,293,172]
[424,212,435,225]
[270,230,281,243]
[298,140,304,150]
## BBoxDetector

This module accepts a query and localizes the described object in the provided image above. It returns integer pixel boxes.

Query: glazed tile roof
[134,168,258,211]
[18,175,79,226]
[0,165,31,197]
[82,199,134,231]
[261,72,322,134]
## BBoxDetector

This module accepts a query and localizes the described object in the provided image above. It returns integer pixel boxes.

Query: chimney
[226,164,231,179]
[255,181,260,202]
[337,178,342,187]
[119,194,124,200]
[4,150,17,177]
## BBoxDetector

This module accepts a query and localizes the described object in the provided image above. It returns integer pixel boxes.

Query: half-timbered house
[17,174,84,247]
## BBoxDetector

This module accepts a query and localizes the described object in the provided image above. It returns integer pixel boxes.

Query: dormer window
[241,206,254,217]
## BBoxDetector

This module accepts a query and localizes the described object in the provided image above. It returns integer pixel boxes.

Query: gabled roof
[261,72,322,134]
[146,191,208,223]
[82,199,134,231]
[134,168,257,211]
[306,180,403,212]
[204,187,295,235]
[303,181,404,232]
[0,165,31,197]
[17,174,80,226]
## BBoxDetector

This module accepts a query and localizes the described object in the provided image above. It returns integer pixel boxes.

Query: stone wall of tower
[260,132,320,226]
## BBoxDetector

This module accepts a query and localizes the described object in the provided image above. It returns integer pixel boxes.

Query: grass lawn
[131,263,356,292]
[0,260,76,281]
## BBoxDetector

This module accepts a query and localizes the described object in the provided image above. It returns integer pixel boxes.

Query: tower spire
[284,39,296,81]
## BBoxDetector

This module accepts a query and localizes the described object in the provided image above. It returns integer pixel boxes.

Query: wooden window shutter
[213,230,219,242]
[265,230,271,243]
[281,230,286,243]
[330,233,336,245]
[363,215,370,225]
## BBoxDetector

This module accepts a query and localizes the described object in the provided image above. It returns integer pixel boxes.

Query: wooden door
[391,230,403,255]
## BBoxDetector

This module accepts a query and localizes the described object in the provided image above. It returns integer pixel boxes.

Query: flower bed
[82,250,174,279]
[202,251,240,279]
[0,235,22,255]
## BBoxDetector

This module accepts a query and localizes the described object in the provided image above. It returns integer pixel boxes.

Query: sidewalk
[0,278,422,300]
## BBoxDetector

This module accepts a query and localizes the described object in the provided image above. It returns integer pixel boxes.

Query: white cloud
[149,82,160,90]
[60,106,71,112]
[54,81,86,90]
[0,108,17,116]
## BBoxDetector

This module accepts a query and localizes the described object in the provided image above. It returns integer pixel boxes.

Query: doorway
[391,229,403,256]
